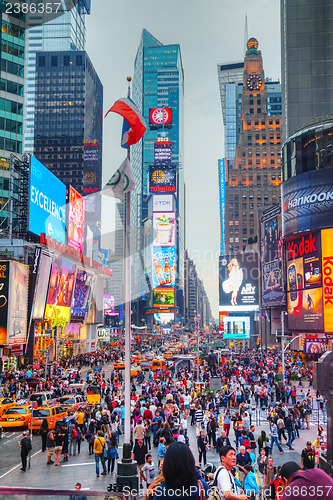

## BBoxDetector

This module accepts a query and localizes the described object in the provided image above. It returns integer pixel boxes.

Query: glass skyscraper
[24,0,91,153]
[131,29,185,322]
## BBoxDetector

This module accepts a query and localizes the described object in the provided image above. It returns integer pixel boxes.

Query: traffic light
[300,338,305,347]
[257,337,261,345]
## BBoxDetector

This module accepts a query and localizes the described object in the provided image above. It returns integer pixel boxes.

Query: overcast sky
[85,0,281,317]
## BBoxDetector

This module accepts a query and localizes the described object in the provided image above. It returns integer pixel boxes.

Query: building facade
[281,0,333,141]
[24,0,91,153]
[184,250,212,330]
[131,29,185,324]
[222,39,282,254]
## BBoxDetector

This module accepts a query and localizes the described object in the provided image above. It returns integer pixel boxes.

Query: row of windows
[230,174,281,182]
[1,40,24,58]
[1,58,24,78]
[0,78,23,97]
[0,98,23,115]
[2,21,25,40]
[0,116,22,135]
[0,135,22,153]
[246,119,280,126]
[229,229,255,235]
[229,194,278,201]
[39,54,85,68]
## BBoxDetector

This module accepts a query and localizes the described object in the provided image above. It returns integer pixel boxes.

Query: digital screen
[304,338,328,354]
[68,186,85,253]
[218,159,226,255]
[149,166,177,193]
[222,316,250,339]
[29,155,66,243]
[154,312,175,325]
[83,140,101,195]
[71,269,93,321]
[152,195,174,212]
[219,253,259,311]
[32,249,53,320]
[0,262,10,345]
[154,142,172,165]
[153,287,175,308]
[44,257,76,328]
[8,262,29,345]
[149,108,172,128]
[103,295,118,316]
[152,247,176,288]
[153,212,176,247]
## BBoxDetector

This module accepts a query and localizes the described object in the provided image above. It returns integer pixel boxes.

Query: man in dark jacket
[18,431,32,471]
[216,430,231,454]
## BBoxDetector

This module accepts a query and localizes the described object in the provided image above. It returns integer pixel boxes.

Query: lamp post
[195,313,201,383]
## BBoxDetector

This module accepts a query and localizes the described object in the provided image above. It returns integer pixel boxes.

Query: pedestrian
[141,453,156,489]
[18,431,32,472]
[85,420,96,455]
[69,482,88,500]
[197,429,207,467]
[157,437,166,467]
[39,418,49,452]
[236,445,252,488]
[301,441,315,470]
[93,430,107,477]
[269,420,284,454]
[46,429,55,465]
[223,408,231,436]
[195,405,204,436]
[106,432,119,474]
[214,445,249,500]
[243,464,259,500]
[133,438,148,490]
[54,426,65,466]
[263,456,277,491]
[280,461,333,500]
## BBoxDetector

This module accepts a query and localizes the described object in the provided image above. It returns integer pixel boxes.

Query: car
[151,359,166,372]
[58,395,86,412]
[31,406,68,431]
[0,405,32,428]
[130,365,142,377]
[0,398,15,417]
[29,392,56,407]
[24,378,46,389]
[114,361,125,370]
[163,352,173,359]
[140,361,151,371]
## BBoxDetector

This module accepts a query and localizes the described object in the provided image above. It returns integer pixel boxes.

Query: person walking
[195,405,204,436]
[269,420,284,454]
[106,432,119,474]
[18,431,32,472]
[301,441,315,470]
[39,418,49,452]
[197,429,207,467]
[133,438,148,490]
[46,429,55,465]
[93,430,107,477]
[54,426,65,466]
[223,408,231,436]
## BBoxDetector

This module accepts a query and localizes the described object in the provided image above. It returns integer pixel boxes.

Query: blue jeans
[270,436,283,453]
[287,430,295,448]
[95,453,106,475]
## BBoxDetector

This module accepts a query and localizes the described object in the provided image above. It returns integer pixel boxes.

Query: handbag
[98,438,107,460]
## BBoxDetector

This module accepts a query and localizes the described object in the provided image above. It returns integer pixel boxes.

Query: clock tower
[242,38,267,121]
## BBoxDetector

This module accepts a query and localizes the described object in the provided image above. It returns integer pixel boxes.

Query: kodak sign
[322,229,333,332]
[287,233,318,260]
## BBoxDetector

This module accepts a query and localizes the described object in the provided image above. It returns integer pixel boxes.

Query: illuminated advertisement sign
[282,169,333,237]
[0,262,10,345]
[98,328,110,341]
[287,231,324,331]
[29,156,66,243]
[153,212,176,247]
[149,166,177,193]
[304,338,329,354]
[260,205,285,307]
[219,253,259,311]
[8,262,29,345]
[83,140,102,196]
[103,295,118,316]
[154,142,172,165]
[68,186,85,253]
[153,287,175,308]
[152,247,176,288]
[45,257,76,329]
[149,108,172,128]
[321,228,333,332]
[152,195,174,212]
[222,316,250,340]
[154,312,175,325]
[218,159,226,255]
[31,248,53,320]
[71,269,94,321]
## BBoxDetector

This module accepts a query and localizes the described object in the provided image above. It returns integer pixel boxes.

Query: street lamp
[194,312,201,383]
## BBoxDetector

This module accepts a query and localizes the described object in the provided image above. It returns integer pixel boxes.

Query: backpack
[240,436,250,448]
[102,413,109,424]
[207,467,235,500]
[277,418,285,430]
[72,427,78,439]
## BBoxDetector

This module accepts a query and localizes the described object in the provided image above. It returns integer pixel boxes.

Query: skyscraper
[131,29,185,323]
[222,39,282,253]
[281,0,333,141]
[24,0,91,153]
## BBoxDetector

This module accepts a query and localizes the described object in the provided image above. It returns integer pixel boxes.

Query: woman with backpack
[85,419,96,455]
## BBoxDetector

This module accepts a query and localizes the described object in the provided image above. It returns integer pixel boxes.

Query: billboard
[71,269,94,321]
[68,186,84,253]
[152,195,174,212]
[0,262,10,344]
[219,253,259,311]
[149,108,172,128]
[321,228,333,332]
[98,328,110,341]
[152,247,176,288]
[154,142,172,165]
[103,295,117,316]
[260,205,285,307]
[44,257,76,329]
[83,140,102,195]
[153,213,176,247]
[154,312,175,325]
[218,159,226,255]
[222,316,250,339]
[7,262,29,345]
[304,338,329,354]
[153,287,175,308]
[29,156,66,243]
[149,166,177,193]
[282,169,333,237]
[31,248,53,320]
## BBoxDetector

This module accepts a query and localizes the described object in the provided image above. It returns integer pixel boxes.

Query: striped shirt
[195,409,204,423]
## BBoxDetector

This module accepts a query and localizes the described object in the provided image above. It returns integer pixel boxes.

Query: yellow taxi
[0,398,15,417]
[1,404,32,428]
[163,352,173,359]
[31,406,68,431]
[130,365,143,377]
[114,361,125,370]
[151,358,167,372]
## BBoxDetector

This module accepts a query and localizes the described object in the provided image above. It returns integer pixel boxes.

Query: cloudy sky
[85,0,281,317]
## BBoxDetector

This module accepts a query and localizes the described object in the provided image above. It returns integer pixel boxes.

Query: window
[257,108,261,113]
[241,152,246,157]
[257,99,261,105]
[243,203,247,209]
[256,151,260,156]
[39,56,45,67]
[269,120,273,125]
[247,121,251,126]
[248,159,252,165]
[242,175,246,181]
[256,134,259,140]
[231,176,236,181]
[255,121,259,125]
[51,56,58,67]
[243,229,247,235]
[257,175,261,180]
[256,159,260,164]
[271,159,275,164]
[261,120,265,125]
[250,108,254,114]
[250,99,254,105]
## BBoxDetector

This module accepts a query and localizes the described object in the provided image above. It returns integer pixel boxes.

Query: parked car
[0,405,32,428]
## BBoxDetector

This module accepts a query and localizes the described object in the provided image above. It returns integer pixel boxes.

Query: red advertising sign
[149,108,172,127]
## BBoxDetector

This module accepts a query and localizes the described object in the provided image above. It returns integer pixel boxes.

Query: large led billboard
[321,228,333,332]
[0,262,9,344]
[304,338,329,354]
[218,159,226,255]
[7,262,29,345]
[152,247,176,288]
[31,248,53,320]
[219,253,259,311]
[29,156,66,243]
[45,257,76,329]
[149,166,177,193]
[152,195,174,212]
[153,213,176,247]
[103,295,118,316]
[260,205,285,307]
[149,108,172,128]
[68,186,85,253]
[222,316,250,339]
[153,287,175,308]
[154,142,172,166]
[71,269,94,321]
[154,312,175,325]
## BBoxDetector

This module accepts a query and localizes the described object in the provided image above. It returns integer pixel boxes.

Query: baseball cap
[306,441,312,445]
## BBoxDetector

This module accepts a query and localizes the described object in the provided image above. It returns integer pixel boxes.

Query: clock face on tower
[246,74,263,90]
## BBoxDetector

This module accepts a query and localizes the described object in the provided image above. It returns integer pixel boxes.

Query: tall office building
[24,0,91,153]
[0,7,25,159]
[281,0,333,141]
[223,39,282,253]
[33,50,103,236]
[131,29,185,323]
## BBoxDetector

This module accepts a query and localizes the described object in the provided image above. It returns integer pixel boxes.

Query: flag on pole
[103,156,134,201]
[105,97,146,149]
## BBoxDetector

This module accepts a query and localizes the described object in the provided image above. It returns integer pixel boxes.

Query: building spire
[244,13,248,55]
